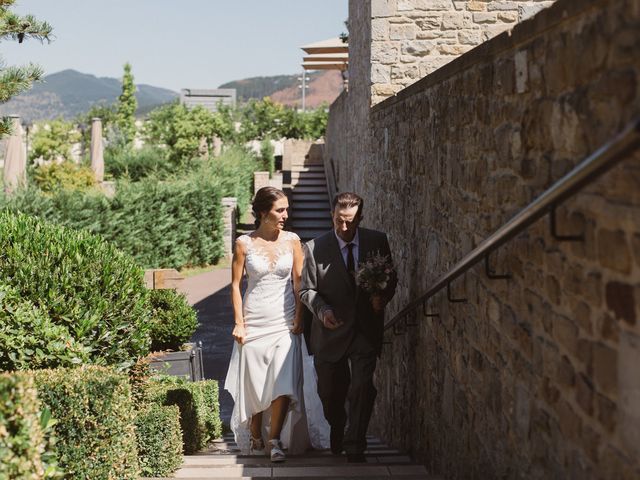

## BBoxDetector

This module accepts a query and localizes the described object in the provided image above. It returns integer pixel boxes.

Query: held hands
[322,309,344,330]
[232,323,246,344]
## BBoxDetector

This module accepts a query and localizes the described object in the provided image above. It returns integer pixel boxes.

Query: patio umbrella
[3,116,27,194]
[90,117,104,182]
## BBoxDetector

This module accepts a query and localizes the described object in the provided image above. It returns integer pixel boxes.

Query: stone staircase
[150,433,436,479]
[287,163,333,242]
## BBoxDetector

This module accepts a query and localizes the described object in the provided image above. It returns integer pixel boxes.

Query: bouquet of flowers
[355,253,396,295]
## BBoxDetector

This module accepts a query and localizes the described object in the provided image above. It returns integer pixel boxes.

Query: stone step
[290,201,331,210]
[291,171,326,180]
[291,193,330,202]
[290,220,333,230]
[291,186,328,194]
[146,436,436,479]
[290,209,332,219]
[165,463,430,479]
[291,178,327,186]
[291,165,325,173]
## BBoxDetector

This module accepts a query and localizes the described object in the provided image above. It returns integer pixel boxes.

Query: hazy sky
[4,0,348,91]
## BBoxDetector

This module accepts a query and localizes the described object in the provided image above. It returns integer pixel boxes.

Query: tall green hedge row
[0,212,151,370]
[1,174,224,269]
[33,366,140,479]
[0,372,59,479]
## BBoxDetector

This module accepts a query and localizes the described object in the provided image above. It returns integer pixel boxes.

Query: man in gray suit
[300,192,396,463]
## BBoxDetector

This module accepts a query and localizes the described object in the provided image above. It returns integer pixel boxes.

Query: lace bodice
[237,230,300,281]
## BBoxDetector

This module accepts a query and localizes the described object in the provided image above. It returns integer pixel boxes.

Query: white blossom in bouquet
[355,253,395,294]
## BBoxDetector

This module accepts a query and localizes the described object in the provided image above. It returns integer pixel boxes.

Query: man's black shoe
[347,453,367,463]
[330,427,344,455]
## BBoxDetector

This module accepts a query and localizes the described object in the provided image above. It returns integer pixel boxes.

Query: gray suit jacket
[300,227,396,363]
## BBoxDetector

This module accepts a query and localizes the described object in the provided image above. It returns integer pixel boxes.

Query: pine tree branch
[0,12,53,43]
[0,1,17,10]
[0,63,44,102]
[0,117,12,137]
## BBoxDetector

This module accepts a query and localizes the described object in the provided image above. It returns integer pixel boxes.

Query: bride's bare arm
[231,239,247,344]
[291,238,304,334]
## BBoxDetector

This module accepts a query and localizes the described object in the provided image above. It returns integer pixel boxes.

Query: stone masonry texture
[326,0,640,478]
[370,0,556,104]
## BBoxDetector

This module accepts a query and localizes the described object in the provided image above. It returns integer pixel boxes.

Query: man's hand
[371,294,387,313]
[322,309,343,330]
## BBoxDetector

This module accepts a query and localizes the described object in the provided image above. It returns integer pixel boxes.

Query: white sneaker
[268,439,286,463]
[250,436,265,456]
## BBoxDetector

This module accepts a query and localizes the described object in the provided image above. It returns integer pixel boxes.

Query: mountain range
[0,69,344,123]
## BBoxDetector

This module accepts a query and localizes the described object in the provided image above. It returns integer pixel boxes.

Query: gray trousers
[314,334,378,454]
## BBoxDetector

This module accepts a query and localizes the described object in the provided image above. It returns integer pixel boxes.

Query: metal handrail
[384,117,640,332]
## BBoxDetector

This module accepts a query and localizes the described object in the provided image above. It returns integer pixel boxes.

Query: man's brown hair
[332,192,364,218]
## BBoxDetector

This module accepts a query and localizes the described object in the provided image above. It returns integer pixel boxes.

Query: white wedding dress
[224,231,329,454]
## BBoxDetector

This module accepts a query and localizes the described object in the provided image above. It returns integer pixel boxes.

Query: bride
[224,186,329,462]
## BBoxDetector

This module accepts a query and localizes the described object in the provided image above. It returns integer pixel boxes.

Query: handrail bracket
[550,206,585,242]
[447,283,467,303]
[484,254,511,280]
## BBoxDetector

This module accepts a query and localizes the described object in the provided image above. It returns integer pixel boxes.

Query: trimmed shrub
[31,161,96,193]
[105,147,175,181]
[135,404,183,477]
[0,285,91,371]
[198,379,223,444]
[0,212,151,369]
[145,376,222,453]
[149,289,199,352]
[0,372,59,479]
[32,366,140,479]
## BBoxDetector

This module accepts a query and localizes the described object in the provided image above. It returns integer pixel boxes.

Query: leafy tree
[237,97,284,142]
[144,102,221,163]
[0,0,53,137]
[211,103,237,143]
[29,118,81,162]
[302,105,329,139]
[115,62,137,147]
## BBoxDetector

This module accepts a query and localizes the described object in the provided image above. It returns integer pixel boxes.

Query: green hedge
[0,372,59,479]
[105,146,176,181]
[146,376,222,454]
[135,404,183,477]
[2,175,225,269]
[0,212,151,370]
[149,289,199,352]
[0,284,91,370]
[33,366,140,479]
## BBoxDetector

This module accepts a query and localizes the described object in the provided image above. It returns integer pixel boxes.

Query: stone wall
[370,0,556,104]
[326,0,640,477]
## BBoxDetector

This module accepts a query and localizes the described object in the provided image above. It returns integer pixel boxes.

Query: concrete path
[148,433,437,479]
[177,268,235,423]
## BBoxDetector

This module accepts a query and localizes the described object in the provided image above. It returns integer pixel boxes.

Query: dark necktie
[346,243,355,277]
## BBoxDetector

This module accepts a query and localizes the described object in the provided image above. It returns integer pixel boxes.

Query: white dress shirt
[334,229,359,269]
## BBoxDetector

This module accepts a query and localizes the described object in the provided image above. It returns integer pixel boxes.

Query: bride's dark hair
[252,186,287,228]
